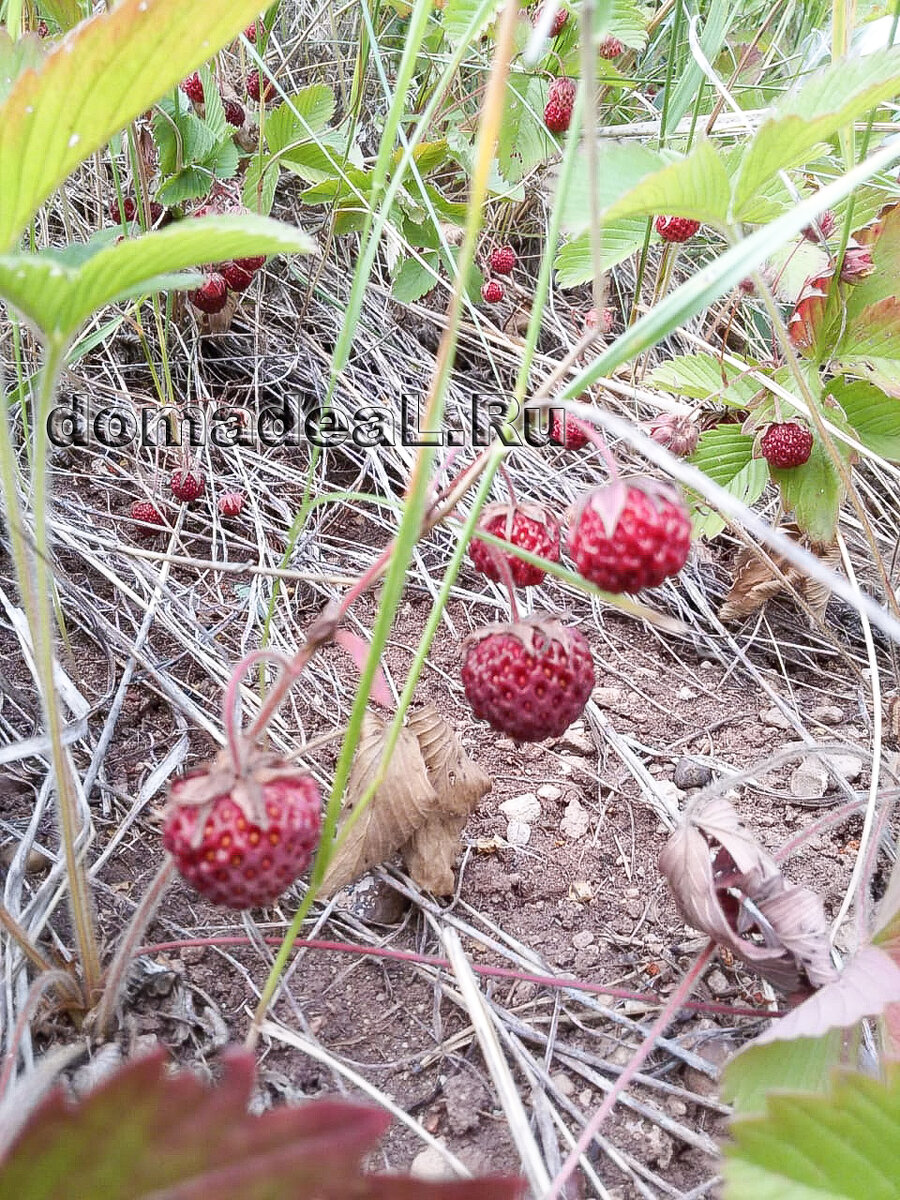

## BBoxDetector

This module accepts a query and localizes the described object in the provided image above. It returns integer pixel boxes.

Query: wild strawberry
[218,490,245,517]
[162,748,322,909]
[224,98,246,127]
[234,254,266,272]
[171,466,206,502]
[584,306,614,335]
[489,246,517,275]
[461,618,594,743]
[544,76,576,134]
[550,411,592,450]
[568,480,692,593]
[646,413,699,457]
[244,21,258,42]
[109,196,136,223]
[221,261,255,292]
[839,243,874,284]
[535,4,568,37]
[36,18,49,36]
[482,279,504,303]
[188,273,228,314]
[247,72,275,103]
[802,210,835,241]
[655,215,701,243]
[598,35,625,58]
[470,503,560,588]
[131,500,166,528]
[182,72,205,104]
[149,201,165,224]
[759,421,813,469]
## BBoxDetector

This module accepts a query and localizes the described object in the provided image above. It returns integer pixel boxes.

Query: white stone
[551,1071,576,1098]
[506,819,532,846]
[559,722,593,755]
[572,929,595,949]
[829,753,863,783]
[790,757,828,799]
[537,783,563,803]
[761,706,793,729]
[593,686,624,708]
[410,1145,457,1182]
[810,705,843,725]
[500,793,542,823]
[560,798,591,839]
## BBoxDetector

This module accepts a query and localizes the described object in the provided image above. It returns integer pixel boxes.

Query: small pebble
[790,757,828,799]
[537,783,563,802]
[810,705,843,725]
[673,756,713,789]
[505,819,531,847]
[500,793,541,823]
[761,706,793,729]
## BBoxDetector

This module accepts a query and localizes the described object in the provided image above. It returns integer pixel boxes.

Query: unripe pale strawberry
[163,750,321,909]
[461,618,594,742]
[646,413,699,457]
[470,503,560,588]
[568,480,692,593]
[218,490,245,517]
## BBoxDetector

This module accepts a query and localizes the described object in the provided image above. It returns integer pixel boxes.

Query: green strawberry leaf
[553,219,649,286]
[771,433,851,543]
[722,1033,845,1117]
[498,73,555,185]
[442,0,504,46]
[392,253,439,303]
[829,377,900,460]
[199,64,228,144]
[243,156,280,215]
[723,1065,900,1200]
[0,0,280,252]
[835,296,900,397]
[155,167,214,208]
[648,352,761,407]
[598,0,651,50]
[279,138,348,185]
[0,215,313,339]
[688,425,768,540]
[265,85,337,154]
[0,29,47,106]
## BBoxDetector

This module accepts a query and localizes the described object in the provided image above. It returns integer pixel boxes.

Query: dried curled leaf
[718,526,840,622]
[323,707,492,897]
[0,1047,523,1200]
[402,706,492,893]
[659,796,837,993]
[322,713,438,896]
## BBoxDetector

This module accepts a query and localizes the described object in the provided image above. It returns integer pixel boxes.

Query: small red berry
[550,412,592,450]
[482,279,504,303]
[839,243,875,284]
[489,246,517,275]
[759,422,813,469]
[36,19,49,36]
[223,98,246,127]
[221,261,255,292]
[182,72,205,104]
[568,481,692,593]
[646,413,699,458]
[234,254,266,272]
[109,196,137,223]
[544,76,576,134]
[244,22,258,42]
[131,500,165,528]
[598,35,625,58]
[218,491,246,517]
[149,201,165,224]
[461,618,594,743]
[246,72,275,103]
[171,467,206,502]
[188,273,228,314]
[802,210,835,242]
[163,751,322,909]
[470,503,560,588]
[535,4,568,37]
[655,215,701,243]
[584,307,614,335]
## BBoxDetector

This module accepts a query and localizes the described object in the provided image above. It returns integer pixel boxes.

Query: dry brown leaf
[659,796,838,994]
[718,527,841,623]
[321,713,438,896]
[401,706,492,894]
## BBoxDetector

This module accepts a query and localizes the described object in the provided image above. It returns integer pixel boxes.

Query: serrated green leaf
[442,0,503,46]
[0,215,313,338]
[498,74,554,185]
[243,156,280,215]
[835,296,900,397]
[772,435,849,543]
[722,1033,845,1117]
[600,0,650,50]
[0,30,46,106]
[733,47,900,220]
[204,138,240,180]
[156,167,212,208]
[265,85,337,154]
[392,253,439,303]
[553,220,648,286]
[649,353,761,407]
[391,139,449,176]
[39,0,81,29]
[830,377,900,460]
[0,0,280,252]
[688,425,768,539]
[199,65,227,143]
[280,139,348,185]
[723,1066,900,1200]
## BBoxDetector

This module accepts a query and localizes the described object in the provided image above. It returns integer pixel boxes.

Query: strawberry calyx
[462,614,582,659]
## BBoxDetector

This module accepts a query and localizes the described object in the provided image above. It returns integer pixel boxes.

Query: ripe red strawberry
[568,480,692,593]
[598,35,624,58]
[647,413,699,457]
[109,196,137,223]
[489,245,517,275]
[182,72,205,104]
[470,503,560,588]
[235,254,266,272]
[544,76,576,133]
[535,4,568,37]
[218,490,245,517]
[221,261,255,292]
[759,421,813,469]
[244,22,258,41]
[131,500,165,528]
[149,201,165,224]
[224,98,246,127]
[802,209,835,242]
[482,279,504,303]
[655,215,701,243]
[171,466,206,502]
[550,411,592,450]
[461,618,594,742]
[188,273,228,314]
[163,750,322,909]
[247,72,275,102]
[584,306,614,335]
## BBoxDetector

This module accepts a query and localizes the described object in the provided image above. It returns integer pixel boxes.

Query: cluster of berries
[188,253,266,315]
[481,245,517,304]
[131,468,245,530]
[108,197,165,226]
[460,475,693,744]
[182,70,274,115]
